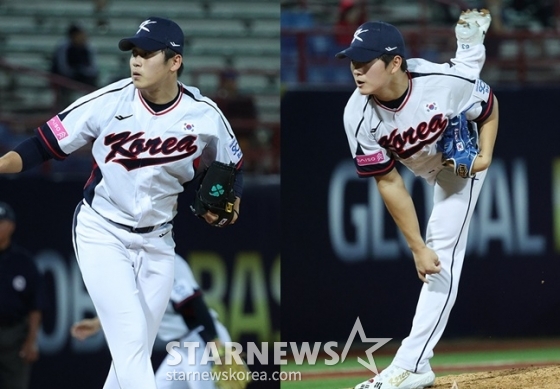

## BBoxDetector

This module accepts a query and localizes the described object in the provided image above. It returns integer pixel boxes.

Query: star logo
[352,28,369,43]
[340,317,392,375]
[137,20,157,34]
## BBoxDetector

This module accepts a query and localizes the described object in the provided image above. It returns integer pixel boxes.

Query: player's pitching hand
[71,317,102,340]
[412,246,441,283]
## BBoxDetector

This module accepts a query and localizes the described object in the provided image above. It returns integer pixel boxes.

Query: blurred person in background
[334,0,368,46]
[94,0,109,29]
[212,68,258,171]
[0,202,43,389]
[504,0,557,30]
[51,23,99,109]
[71,254,239,389]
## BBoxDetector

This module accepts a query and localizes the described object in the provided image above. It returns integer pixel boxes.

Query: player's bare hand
[203,197,240,225]
[412,246,441,283]
[202,211,219,224]
[472,154,491,174]
[71,317,102,340]
[19,340,39,363]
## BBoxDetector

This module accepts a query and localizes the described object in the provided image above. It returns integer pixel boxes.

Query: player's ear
[170,54,182,72]
[391,56,402,74]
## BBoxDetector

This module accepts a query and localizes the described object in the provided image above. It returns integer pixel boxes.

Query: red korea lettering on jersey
[378,114,448,158]
[104,131,198,170]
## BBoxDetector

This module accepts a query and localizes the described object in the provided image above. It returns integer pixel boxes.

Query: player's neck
[140,80,180,105]
[373,71,409,102]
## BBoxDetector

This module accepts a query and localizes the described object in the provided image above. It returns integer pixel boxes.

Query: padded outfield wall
[281,87,560,344]
[0,176,280,389]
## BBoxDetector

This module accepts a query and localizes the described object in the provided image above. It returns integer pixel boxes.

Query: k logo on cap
[119,17,184,55]
[335,21,406,63]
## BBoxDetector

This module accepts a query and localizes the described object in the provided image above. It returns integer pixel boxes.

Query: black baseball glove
[191,161,237,227]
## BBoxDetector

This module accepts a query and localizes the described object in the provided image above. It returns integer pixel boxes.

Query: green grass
[280,344,560,389]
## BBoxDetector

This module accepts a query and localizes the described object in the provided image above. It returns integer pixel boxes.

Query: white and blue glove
[437,112,479,178]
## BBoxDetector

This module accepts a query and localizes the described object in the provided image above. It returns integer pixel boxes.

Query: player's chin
[356,83,372,95]
[131,78,148,89]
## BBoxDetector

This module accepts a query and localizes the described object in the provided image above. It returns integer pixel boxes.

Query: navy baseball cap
[0,202,15,223]
[336,21,406,62]
[119,17,184,55]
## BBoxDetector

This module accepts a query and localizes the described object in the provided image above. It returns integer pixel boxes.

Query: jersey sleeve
[198,105,244,171]
[34,90,106,160]
[449,42,486,79]
[406,42,486,81]
[457,78,494,123]
[343,93,395,178]
[170,255,201,307]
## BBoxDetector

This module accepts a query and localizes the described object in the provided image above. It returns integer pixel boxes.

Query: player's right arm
[0,134,56,174]
[374,169,441,283]
[0,151,23,173]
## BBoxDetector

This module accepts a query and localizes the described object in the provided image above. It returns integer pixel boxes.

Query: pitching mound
[433,366,560,389]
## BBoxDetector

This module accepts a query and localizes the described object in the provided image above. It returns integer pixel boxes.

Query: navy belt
[111,221,172,234]
[87,204,172,234]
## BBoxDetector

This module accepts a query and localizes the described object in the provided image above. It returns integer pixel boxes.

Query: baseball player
[336,10,498,389]
[71,254,232,389]
[0,17,243,389]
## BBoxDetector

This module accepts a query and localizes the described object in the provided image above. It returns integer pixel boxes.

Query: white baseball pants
[73,201,175,389]
[392,168,487,373]
[155,321,232,389]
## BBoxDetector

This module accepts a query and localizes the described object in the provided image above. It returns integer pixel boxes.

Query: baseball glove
[191,161,237,227]
[436,112,479,178]
[212,345,252,389]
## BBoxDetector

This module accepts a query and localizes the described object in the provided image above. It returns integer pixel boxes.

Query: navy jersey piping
[414,176,476,372]
[58,81,134,120]
[408,72,476,84]
[181,87,234,138]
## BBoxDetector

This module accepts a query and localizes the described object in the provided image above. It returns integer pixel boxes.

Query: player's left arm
[450,9,492,78]
[199,112,244,225]
[472,95,499,173]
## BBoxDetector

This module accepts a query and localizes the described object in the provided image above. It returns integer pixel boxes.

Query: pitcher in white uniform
[71,254,230,389]
[336,10,499,389]
[0,17,243,389]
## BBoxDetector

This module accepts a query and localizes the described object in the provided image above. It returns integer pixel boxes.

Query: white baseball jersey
[37,78,243,227]
[344,58,493,184]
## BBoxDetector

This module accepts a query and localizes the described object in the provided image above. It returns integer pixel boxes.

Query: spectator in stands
[0,202,43,389]
[94,0,109,30]
[51,23,99,109]
[505,0,557,30]
[212,68,258,170]
[334,0,368,46]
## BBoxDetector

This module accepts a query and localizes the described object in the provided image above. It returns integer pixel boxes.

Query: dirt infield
[434,365,560,389]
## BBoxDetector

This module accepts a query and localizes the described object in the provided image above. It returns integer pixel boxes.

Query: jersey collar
[138,83,183,116]
[372,71,412,112]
